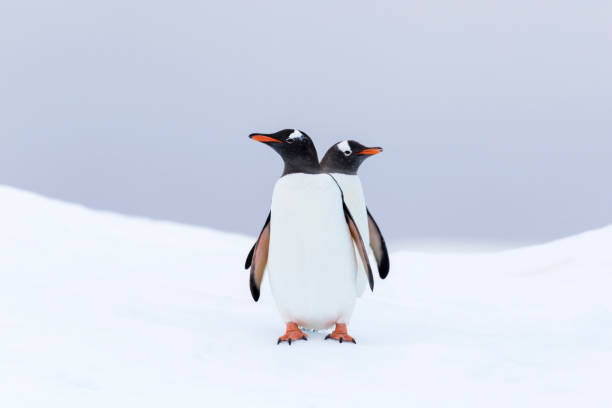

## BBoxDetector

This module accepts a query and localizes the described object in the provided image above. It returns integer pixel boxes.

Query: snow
[1,185,611,407]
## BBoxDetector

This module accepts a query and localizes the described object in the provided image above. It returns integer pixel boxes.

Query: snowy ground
[1,185,611,407]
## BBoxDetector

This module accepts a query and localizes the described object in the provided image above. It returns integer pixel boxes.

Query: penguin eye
[343,150,351,156]
[286,138,295,144]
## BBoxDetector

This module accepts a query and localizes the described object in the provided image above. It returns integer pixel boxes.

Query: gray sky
[1,0,611,243]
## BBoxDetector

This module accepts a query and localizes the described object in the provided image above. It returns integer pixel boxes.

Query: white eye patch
[337,140,351,156]
[288,130,303,141]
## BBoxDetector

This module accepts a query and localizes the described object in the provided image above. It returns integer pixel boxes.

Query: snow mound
[1,185,610,407]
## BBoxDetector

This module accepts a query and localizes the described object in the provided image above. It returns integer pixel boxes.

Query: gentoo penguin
[321,140,389,290]
[247,129,373,344]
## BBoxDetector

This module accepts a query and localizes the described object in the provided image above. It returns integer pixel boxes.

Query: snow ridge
[1,185,611,407]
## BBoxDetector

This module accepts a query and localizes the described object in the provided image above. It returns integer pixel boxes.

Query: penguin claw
[326,334,356,344]
[325,323,356,344]
[277,322,308,345]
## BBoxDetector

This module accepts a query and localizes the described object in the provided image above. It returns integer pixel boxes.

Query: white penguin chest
[330,173,373,296]
[267,173,358,329]
[330,174,369,242]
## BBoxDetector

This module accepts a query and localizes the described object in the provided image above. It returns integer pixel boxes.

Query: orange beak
[250,134,282,143]
[358,147,383,155]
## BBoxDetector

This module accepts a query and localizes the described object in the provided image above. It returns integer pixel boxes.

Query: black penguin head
[249,129,321,175]
[320,140,383,175]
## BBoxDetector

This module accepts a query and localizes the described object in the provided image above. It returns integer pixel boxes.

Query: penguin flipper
[366,208,390,279]
[249,212,271,301]
[343,202,374,291]
[245,212,270,269]
[245,243,256,269]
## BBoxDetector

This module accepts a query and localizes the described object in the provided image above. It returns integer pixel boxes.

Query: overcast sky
[1,1,611,243]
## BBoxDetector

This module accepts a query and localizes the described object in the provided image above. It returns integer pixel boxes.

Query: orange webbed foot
[325,323,356,344]
[277,322,308,345]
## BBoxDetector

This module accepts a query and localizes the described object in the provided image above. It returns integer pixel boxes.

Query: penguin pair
[246,129,389,345]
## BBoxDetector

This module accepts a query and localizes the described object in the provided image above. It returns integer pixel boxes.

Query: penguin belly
[329,173,372,296]
[268,173,358,330]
